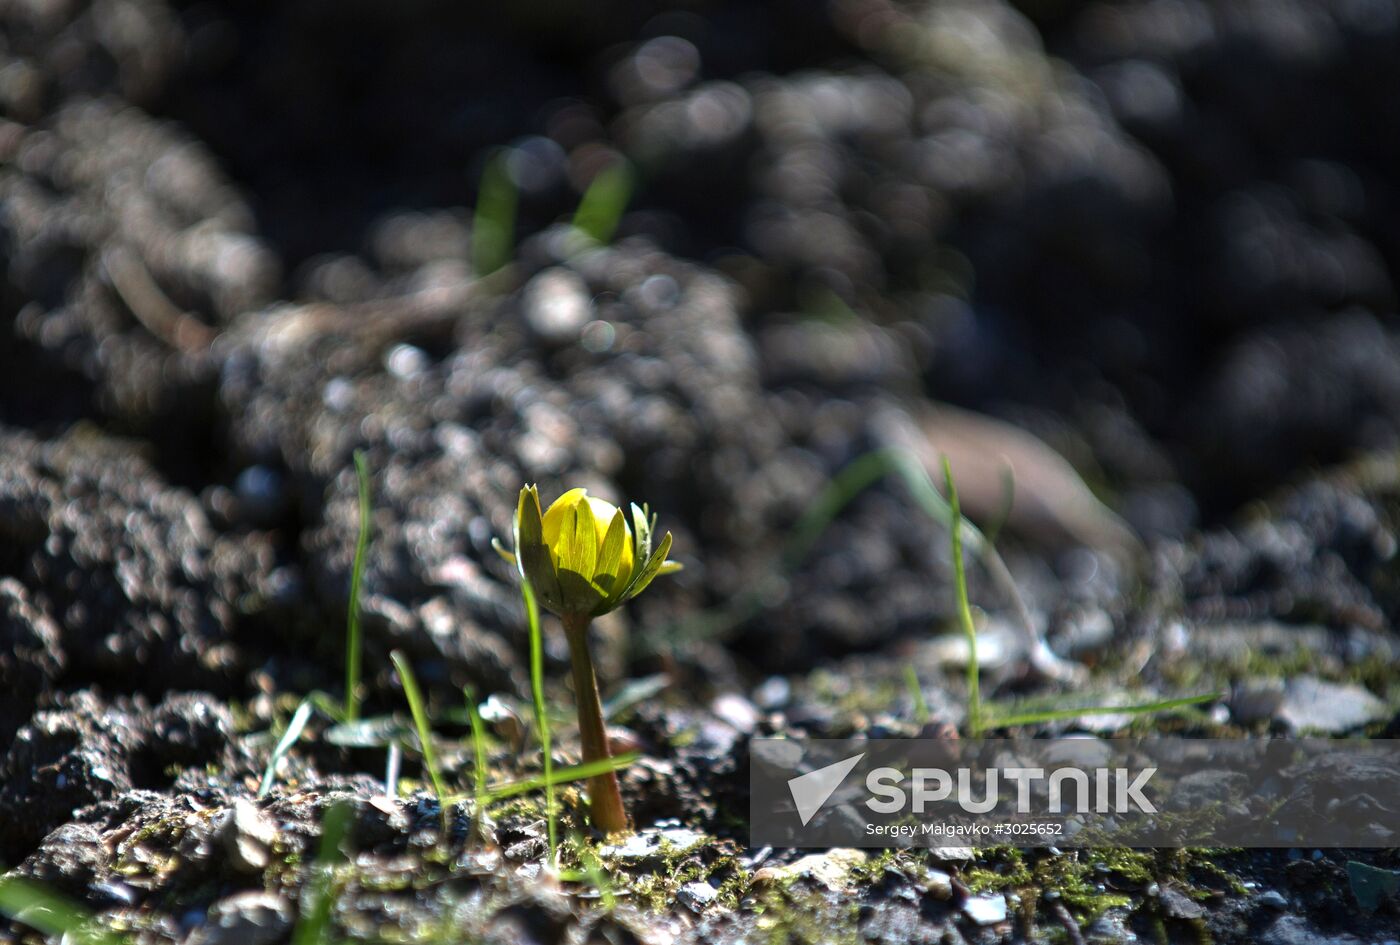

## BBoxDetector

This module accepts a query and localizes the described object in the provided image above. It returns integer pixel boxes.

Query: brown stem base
[562,613,631,834]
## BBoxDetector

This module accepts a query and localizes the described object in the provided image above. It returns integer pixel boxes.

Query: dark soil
[3,0,1400,943]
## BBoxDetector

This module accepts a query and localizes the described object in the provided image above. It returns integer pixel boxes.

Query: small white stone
[923,869,953,900]
[963,893,1008,925]
[678,881,719,913]
[522,268,593,343]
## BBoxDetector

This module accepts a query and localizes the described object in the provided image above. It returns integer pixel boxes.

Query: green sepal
[622,530,674,602]
[516,486,563,614]
[490,537,516,566]
[630,502,652,563]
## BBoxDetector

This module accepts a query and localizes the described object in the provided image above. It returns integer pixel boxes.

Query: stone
[751,849,867,891]
[598,826,707,864]
[710,693,759,734]
[1158,887,1206,919]
[962,892,1007,925]
[522,268,593,343]
[921,868,953,900]
[1275,677,1388,734]
[185,891,293,945]
[677,880,719,913]
[218,800,279,874]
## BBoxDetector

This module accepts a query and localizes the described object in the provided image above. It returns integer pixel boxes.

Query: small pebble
[963,893,1008,925]
[522,268,593,343]
[678,881,719,913]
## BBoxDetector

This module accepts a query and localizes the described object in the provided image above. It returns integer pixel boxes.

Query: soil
[2,0,1400,943]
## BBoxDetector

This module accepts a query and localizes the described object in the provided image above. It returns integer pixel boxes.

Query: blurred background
[3,0,1400,691]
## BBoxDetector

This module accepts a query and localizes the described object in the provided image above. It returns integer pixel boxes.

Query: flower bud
[495,485,681,617]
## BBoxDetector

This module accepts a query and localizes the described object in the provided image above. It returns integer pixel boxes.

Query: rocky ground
[2,0,1400,942]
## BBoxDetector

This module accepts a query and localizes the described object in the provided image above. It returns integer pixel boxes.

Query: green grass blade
[572,162,633,245]
[292,800,353,945]
[473,152,517,276]
[309,690,346,722]
[390,651,450,826]
[783,448,1032,633]
[384,740,401,798]
[477,752,639,804]
[942,457,981,736]
[983,693,1221,730]
[647,446,1061,684]
[784,449,896,569]
[983,464,1016,548]
[0,874,127,945]
[904,665,931,727]
[258,696,317,799]
[602,673,669,721]
[345,450,372,723]
[523,579,557,862]
[463,686,489,807]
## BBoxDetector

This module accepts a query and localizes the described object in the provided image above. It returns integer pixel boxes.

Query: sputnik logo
[786,752,866,826]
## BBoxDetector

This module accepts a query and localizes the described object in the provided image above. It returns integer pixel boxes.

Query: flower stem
[561,613,630,834]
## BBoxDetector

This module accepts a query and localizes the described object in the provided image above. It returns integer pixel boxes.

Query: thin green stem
[904,665,931,727]
[984,693,1220,729]
[523,581,557,861]
[943,457,981,736]
[292,801,352,945]
[345,450,372,722]
[391,651,450,831]
[463,686,489,808]
[473,151,517,276]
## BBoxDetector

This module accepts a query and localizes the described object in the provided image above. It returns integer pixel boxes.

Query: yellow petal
[541,487,590,559]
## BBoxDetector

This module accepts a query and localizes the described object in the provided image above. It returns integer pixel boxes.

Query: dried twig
[102,246,216,353]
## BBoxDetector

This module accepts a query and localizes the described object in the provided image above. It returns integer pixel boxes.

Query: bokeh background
[6,0,1400,687]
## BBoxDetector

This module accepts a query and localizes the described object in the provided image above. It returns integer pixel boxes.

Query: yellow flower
[541,489,635,592]
[495,485,682,617]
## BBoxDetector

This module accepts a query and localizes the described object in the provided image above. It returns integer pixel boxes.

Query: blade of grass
[258,696,317,799]
[983,693,1220,730]
[384,740,401,798]
[602,673,668,721]
[904,665,931,727]
[473,151,517,276]
[292,800,353,945]
[390,651,450,829]
[661,448,1051,668]
[783,449,898,570]
[308,690,346,722]
[462,688,490,806]
[522,579,557,862]
[0,874,127,945]
[463,685,490,818]
[982,464,1016,549]
[942,457,981,736]
[324,716,412,748]
[345,450,372,722]
[474,752,639,804]
[572,162,633,245]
